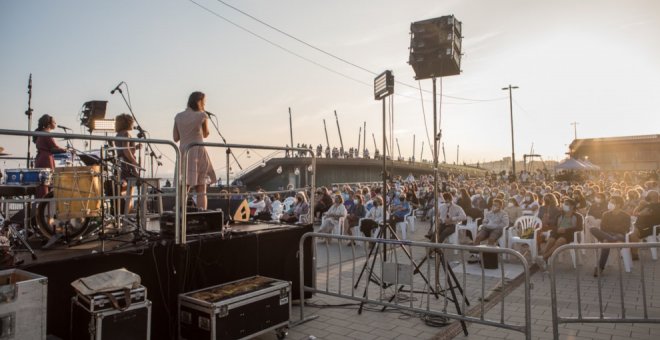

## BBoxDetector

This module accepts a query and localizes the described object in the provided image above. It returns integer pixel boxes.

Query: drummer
[114,113,141,213]
[33,114,67,198]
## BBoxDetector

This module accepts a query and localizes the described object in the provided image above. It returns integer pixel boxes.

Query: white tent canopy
[555,158,598,171]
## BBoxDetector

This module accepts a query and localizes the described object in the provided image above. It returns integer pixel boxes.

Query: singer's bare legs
[188,185,208,210]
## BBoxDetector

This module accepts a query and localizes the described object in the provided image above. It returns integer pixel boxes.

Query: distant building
[569,134,660,171]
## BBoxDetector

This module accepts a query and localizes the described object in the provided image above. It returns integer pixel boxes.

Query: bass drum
[36,191,91,239]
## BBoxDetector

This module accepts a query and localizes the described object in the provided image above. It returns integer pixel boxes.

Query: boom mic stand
[206,113,241,228]
[206,113,242,188]
[25,74,33,168]
[110,82,161,240]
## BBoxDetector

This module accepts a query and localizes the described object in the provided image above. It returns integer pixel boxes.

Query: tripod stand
[414,246,469,335]
[354,222,439,314]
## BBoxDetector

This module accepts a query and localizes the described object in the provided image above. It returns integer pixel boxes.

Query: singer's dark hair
[115,113,134,132]
[187,91,205,111]
[33,114,53,143]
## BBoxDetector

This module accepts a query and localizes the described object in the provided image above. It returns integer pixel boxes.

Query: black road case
[70,296,151,340]
[179,276,290,340]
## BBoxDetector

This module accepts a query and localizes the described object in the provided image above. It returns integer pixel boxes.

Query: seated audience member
[427,192,466,243]
[629,190,660,255]
[590,196,631,276]
[520,192,540,215]
[588,193,608,219]
[280,191,309,223]
[389,193,411,227]
[344,194,366,242]
[537,193,562,250]
[624,189,641,216]
[473,198,509,246]
[319,195,347,235]
[314,187,334,221]
[504,197,523,227]
[270,193,283,220]
[249,192,266,216]
[360,196,384,237]
[541,199,583,266]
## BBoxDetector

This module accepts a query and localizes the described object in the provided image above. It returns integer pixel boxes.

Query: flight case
[179,276,290,340]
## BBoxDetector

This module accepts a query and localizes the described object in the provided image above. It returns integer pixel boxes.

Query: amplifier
[70,296,151,340]
[160,209,224,235]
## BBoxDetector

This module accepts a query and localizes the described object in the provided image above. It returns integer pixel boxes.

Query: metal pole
[381,97,388,260]
[363,121,366,156]
[288,107,294,150]
[432,77,441,291]
[357,126,362,158]
[323,119,330,148]
[334,110,344,155]
[503,85,519,177]
[457,144,459,164]
[396,138,401,159]
[412,134,416,162]
[420,141,424,161]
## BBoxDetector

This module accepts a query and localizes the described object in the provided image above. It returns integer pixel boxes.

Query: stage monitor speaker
[208,198,250,222]
[80,100,108,131]
[409,15,462,79]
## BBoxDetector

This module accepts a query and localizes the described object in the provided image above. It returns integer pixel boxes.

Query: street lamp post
[502,84,519,178]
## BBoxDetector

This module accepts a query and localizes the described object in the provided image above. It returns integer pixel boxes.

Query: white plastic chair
[648,225,660,260]
[621,221,637,272]
[406,209,418,232]
[447,217,481,254]
[395,209,417,240]
[508,216,543,260]
[321,215,345,236]
[569,229,586,268]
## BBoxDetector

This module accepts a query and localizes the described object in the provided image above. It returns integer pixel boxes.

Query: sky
[1,0,659,178]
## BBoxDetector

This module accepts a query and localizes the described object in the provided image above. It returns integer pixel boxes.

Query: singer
[33,114,67,198]
[114,113,141,213]
[173,91,217,210]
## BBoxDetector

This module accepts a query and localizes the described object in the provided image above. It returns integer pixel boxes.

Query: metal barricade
[180,142,315,244]
[297,232,532,339]
[0,129,181,242]
[549,242,660,339]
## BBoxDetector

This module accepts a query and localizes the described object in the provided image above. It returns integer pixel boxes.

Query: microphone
[57,125,72,131]
[110,81,124,95]
[205,111,215,117]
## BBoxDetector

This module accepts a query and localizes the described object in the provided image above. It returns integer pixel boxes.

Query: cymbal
[0,153,9,156]
[105,147,132,151]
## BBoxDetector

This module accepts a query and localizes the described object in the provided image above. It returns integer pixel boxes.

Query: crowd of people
[243,168,659,276]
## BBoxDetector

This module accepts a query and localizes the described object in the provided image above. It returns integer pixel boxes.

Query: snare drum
[3,168,52,185]
[21,168,53,185]
[4,169,22,185]
[53,165,101,219]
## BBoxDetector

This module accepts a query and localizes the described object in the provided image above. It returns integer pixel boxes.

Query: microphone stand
[111,83,160,238]
[207,114,242,187]
[111,83,163,179]
[25,74,33,168]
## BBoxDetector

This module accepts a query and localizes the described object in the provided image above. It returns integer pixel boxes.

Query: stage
[18,221,314,340]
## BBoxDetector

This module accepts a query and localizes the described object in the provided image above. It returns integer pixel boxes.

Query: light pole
[502,85,519,177]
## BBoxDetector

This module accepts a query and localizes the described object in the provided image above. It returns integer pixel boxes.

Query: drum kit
[1,145,151,251]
